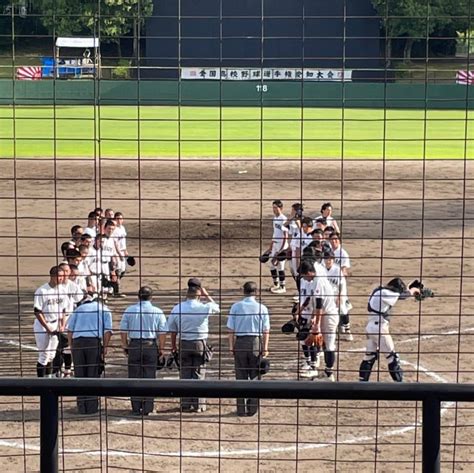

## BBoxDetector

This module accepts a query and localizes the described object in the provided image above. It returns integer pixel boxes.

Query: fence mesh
[0,0,473,471]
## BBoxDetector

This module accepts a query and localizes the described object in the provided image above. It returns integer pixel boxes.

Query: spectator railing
[0,379,473,473]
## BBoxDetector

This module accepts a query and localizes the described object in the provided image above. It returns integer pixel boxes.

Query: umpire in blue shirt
[120,286,167,415]
[167,278,219,412]
[227,281,270,417]
[67,295,113,415]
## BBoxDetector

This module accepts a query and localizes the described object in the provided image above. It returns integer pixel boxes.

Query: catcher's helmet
[386,277,407,294]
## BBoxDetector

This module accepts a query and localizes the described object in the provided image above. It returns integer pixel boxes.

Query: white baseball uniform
[33,283,67,365]
[325,262,349,315]
[113,224,127,273]
[85,246,110,294]
[288,220,301,277]
[333,246,351,271]
[314,276,339,351]
[364,287,400,357]
[269,213,288,271]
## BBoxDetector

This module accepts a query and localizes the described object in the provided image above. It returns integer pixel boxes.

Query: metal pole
[40,392,58,473]
[422,397,441,473]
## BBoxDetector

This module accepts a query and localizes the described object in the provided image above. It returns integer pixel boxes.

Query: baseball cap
[188,277,202,289]
[323,249,335,259]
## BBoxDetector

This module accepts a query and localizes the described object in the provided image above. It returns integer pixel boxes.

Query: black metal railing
[1,379,473,473]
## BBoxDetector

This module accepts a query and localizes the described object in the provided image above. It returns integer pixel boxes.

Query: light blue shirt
[227,297,270,336]
[66,301,113,339]
[167,298,220,341]
[120,300,167,339]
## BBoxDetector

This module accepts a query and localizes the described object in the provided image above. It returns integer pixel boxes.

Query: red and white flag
[16,66,42,80]
[456,70,474,85]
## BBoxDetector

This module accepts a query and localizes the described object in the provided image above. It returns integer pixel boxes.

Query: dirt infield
[0,158,472,472]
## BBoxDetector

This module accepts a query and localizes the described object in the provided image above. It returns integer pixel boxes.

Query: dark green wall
[1,80,473,109]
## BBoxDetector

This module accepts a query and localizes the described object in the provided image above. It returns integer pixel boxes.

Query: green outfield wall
[0,80,473,109]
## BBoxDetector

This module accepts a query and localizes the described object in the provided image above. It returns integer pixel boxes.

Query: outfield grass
[0,106,473,159]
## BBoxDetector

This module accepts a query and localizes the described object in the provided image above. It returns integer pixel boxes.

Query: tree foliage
[35,0,153,45]
[371,0,471,60]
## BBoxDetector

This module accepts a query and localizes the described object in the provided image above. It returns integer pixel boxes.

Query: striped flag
[456,70,474,85]
[16,66,42,80]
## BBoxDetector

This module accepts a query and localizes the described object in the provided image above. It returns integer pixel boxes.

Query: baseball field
[1,106,474,159]
[0,125,473,471]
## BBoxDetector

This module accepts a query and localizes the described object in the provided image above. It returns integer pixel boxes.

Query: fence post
[40,392,58,473]
[422,397,441,473]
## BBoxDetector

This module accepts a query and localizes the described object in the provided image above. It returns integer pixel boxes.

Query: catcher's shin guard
[359,352,378,382]
[387,352,403,382]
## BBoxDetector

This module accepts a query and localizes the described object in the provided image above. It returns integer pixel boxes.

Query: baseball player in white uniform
[296,262,321,378]
[359,278,420,382]
[52,263,85,377]
[86,234,110,297]
[84,211,99,239]
[113,212,128,276]
[299,260,340,382]
[267,200,289,294]
[320,202,340,233]
[285,203,303,291]
[329,231,353,335]
[34,266,68,377]
[103,219,124,297]
[323,250,353,341]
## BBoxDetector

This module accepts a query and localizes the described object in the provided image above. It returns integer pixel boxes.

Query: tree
[35,0,153,57]
[371,0,471,62]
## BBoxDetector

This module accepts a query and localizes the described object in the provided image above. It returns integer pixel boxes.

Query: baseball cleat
[271,286,286,294]
[314,372,335,382]
[292,295,300,303]
[341,330,354,342]
[269,284,280,293]
[300,368,318,378]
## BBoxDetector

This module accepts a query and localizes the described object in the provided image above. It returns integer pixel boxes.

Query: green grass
[1,106,473,159]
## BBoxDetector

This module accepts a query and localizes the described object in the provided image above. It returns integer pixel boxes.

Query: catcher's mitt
[415,287,435,302]
[304,333,324,348]
[259,250,271,264]
[409,280,435,301]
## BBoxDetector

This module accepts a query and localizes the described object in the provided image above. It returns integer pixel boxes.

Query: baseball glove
[304,333,324,348]
[409,280,435,301]
[127,256,136,267]
[259,250,271,264]
[415,287,435,302]
[281,319,297,334]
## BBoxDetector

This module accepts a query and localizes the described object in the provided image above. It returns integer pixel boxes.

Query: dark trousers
[128,339,157,414]
[234,336,261,415]
[71,337,102,414]
[179,339,206,410]
[52,333,72,375]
